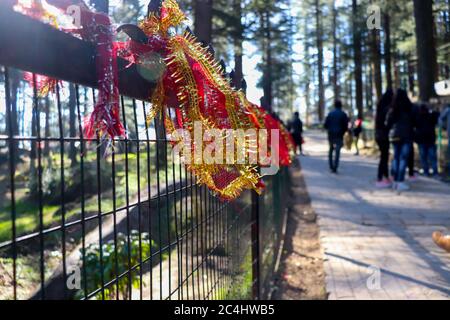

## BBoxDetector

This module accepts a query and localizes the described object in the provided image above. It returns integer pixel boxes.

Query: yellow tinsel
[140,0,265,199]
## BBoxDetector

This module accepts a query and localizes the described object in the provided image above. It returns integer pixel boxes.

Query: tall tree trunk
[332,1,340,99]
[371,27,383,101]
[448,0,450,41]
[302,15,312,126]
[366,63,374,112]
[44,96,50,157]
[348,76,354,116]
[383,13,393,90]
[8,69,21,169]
[194,0,213,44]
[408,57,416,96]
[233,0,244,89]
[10,71,20,143]
[352,0,364,120]
[260,10,273,112]
[18,94,24,137]
[286,0,296,114]
[393,47,401,89]
[305,86,310,126]
[315,0,325,122]
[413,0,438,101]
[69,84,78,167]
[30,82,38,197]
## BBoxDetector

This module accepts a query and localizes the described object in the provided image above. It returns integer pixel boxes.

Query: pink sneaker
[408,174,419,182]
[375,179,392,189]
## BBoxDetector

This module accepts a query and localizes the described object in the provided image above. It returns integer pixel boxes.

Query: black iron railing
[0,5,290,300]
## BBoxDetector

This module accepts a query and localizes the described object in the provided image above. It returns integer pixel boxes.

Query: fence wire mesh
[0,66,290,300]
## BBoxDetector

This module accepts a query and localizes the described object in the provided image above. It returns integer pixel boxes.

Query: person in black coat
[415,103,440,176]
[288,112,304,155]
[385,89,415,191]
[375,89,393,188]
[324,100,349,173]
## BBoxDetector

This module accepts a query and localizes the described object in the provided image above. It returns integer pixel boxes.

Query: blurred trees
[296,0,449,123]
[187,0,448,122]
[1,0,449,157]
[181,0,296,117]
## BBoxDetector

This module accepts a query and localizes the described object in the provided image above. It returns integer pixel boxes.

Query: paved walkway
[300,131,450,300]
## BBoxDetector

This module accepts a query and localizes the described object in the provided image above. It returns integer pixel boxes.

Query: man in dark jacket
[415,104,440,176]
[288,112,304,155]
[324,100,349,173]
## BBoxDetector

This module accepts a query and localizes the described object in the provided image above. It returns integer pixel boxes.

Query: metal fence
[0,5,291,300]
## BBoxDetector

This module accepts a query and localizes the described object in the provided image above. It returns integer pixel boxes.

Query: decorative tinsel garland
[15,0,296,200]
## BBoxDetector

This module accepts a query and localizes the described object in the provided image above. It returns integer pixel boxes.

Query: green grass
[0,146,179,243]
[224,250,253,300]
[0,201,60,243]
[0,141,192,299]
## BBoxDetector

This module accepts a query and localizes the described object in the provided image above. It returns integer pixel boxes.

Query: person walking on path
[439,103,450,176]
[288,112,304,156]
[352,118,363,156]
[375,89,393,188]
[415,103,440,177]
[406,103,420,182]
[324,100,349,174]
[386,89,416,191]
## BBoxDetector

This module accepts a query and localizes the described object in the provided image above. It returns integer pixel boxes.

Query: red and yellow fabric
[131,0,262,200]
[15,0,295,199]
[15,0,125,139]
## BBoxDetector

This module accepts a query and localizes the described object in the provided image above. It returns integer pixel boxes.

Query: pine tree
[383,12,393,89]
[195,0,213,44]
[315,0,325,121]
[413,0,438,101]
[352,0,363,120]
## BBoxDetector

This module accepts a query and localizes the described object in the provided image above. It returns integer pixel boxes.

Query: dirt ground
[272,162,327,300]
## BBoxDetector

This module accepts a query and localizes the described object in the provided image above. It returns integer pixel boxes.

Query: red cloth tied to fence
[244,101,293,167]
[15,0,295,199]
[117,22,263,199]
[81,15,124,139]
[54,1,125,139]
[263,112,293,167]
[23,72,61,96]
[17,0,125,139]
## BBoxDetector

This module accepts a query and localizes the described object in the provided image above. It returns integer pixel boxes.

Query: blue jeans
[392,142,412,182]
[418,144,438,176]
[328,137,343,171]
